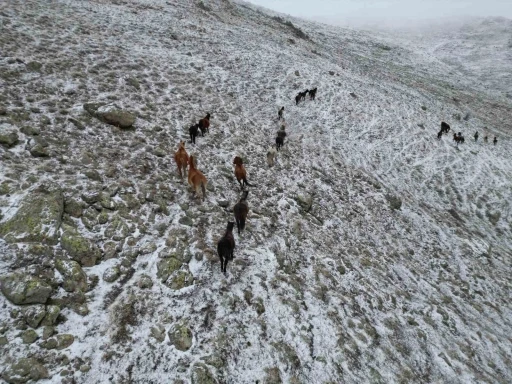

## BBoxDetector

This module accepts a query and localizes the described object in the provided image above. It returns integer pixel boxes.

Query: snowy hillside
[393,16,512,100]
[0,1,511,383]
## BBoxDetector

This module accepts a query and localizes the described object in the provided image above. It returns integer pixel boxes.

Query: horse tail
[243,177,251,187]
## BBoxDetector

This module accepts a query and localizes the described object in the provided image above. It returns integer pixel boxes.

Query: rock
[168,322,193,351]
[0,131,19,147]
[23,305,47,328]
[179,216,193,226]
[84,170,102,182]
[168,269,194,290]
[0,273,52,305]
[150,325,166,342]
[264,367,282,384]
[385,194,402,210]
[26,61,43,71]
[329,70,335,75]
[21,329,39,344]
[20,125,40,136]
[55,334,74,349]
[126,77,140,90]
[191,363,217,384]
[253,297,265,315]
[103,241,119,260]
[105,216,131,241]
[60,224,101,267]
[94,105,135,128]
[138,274,153,289]
[294,70,300,76]
[42,326,55,340]
[486,210,501,225]
[0,336,7,345]
[103,266,120,283]
[55,258,88,293]
[98,211,109,224]
[296,193,313,212]
[0,183,63,244]
[68,117,85,130]
[217,200,229,208]
[40,337,58,349]
[157,258,182,282]
[64,198,84,218]
[29,143,50,157]
[1,357,49,383]
[41,305,60,326]
[81,191,100,205]
[349,92,357,99]
[80,365,91,373]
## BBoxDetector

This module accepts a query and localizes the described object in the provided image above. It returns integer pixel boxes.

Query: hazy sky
[245,0,512,28]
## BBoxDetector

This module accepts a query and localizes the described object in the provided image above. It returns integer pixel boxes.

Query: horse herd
[173,89,319,274]
[437,121,498,146]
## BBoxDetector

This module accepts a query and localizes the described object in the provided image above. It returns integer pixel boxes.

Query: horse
[295,94,301,106]
[189,123,200,144]
[276,136,284,151]
[484,136,488,143]
[217,222,235,274]
[233,156,251,189]
[198,113,211,136]
[441,121,450,134]
[267,145,277,167]
[474,132,479,142]
[278,106,284,120]
[277,126,286,140]
[173,141,189,180]
[437,130,443,140]
[309,88,317,100]
[493,137,497,145]
[187,155,207,201]
[233,190,249,235]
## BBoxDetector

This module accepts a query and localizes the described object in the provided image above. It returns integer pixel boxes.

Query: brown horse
[198,113,211,136]
[174,141,189,180]
[217,222,235,274]
[188,155,207,201]
[233,156,251,189]
[233,190,249,235]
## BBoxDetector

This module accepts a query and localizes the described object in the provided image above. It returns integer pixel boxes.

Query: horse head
[233,156,243,166]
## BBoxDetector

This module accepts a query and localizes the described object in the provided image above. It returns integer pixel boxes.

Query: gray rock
[157,258,182,282]
[105,215,131,241]
[94,105,135,128]
[191,363,217,384]
[55,258,88,292]
[20,125,40,136]
[385,194,402,210]
[0,131,19,147]
[81,191,100,205]
[296,193,313,212]
[23,305,47,328]
[1,357,49,383]
[21,329,39,344]
[64,198,84,218]
[41,305,60,326]
[68,117,85,130]
[84,170,102,182]
[150,325,166,342]
[55,334,74,349]
[29,143,50,157]
[264,367,282,384]
[60,224,101,267]
[138,274,153,289]
[179,216,194,226]
[168,322,193,351]
[0,273,52,305]
[349,92,357,99]
[168,269,194,290]
[103,241,119,260]
[0,183,63,244]
[103,266,120,283]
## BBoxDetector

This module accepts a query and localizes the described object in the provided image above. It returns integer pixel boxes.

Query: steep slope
[0,1,511,383]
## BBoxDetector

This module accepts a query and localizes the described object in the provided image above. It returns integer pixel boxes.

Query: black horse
[275,136,284,151]
[217,222,235,274]
[189,123,200,144]
[441,122,450,134]
[233,190,249,235]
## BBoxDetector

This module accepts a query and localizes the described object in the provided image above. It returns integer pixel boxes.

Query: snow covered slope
[0,1,511,383]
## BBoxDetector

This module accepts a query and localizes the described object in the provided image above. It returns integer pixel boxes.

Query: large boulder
[84,103,135,128]
[55,258,88,292]
[60,224,101,267]
[168,322,193,351]
[0,183,63,244]
[1,357,49,383]
[0,130,19,148]
[0,272,52,305]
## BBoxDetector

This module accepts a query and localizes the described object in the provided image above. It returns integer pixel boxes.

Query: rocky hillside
[0,1,511,383]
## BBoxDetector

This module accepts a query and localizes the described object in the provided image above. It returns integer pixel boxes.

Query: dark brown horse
[198,113,211,136]
[441,121,451,134]
[217,222,235,274]
[233,190,249,235]
[189,123,200,144]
